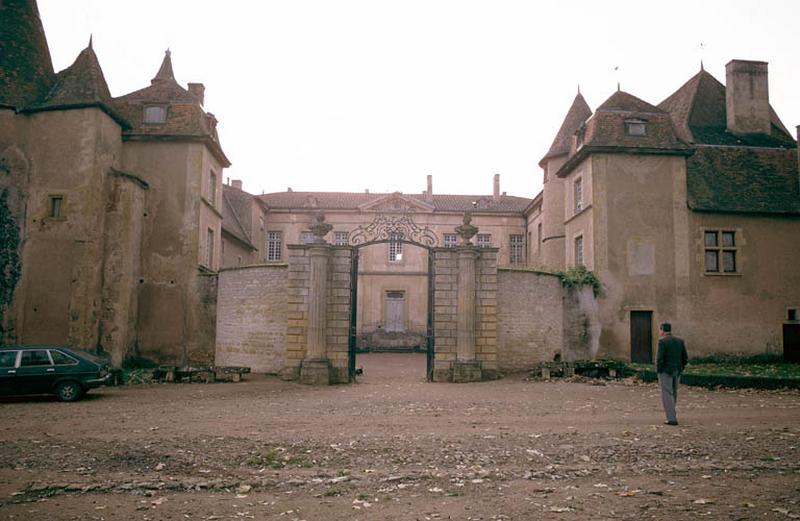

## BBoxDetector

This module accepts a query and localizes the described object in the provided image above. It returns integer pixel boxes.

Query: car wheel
[55,381,83,402]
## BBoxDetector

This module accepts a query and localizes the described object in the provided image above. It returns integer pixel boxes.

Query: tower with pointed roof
[0,1,230,367]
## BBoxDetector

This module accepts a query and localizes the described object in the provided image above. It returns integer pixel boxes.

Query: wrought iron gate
[346,213,438,382]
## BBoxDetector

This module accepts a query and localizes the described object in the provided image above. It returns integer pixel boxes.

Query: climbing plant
[0,189,21,333]
[556,265,602,297]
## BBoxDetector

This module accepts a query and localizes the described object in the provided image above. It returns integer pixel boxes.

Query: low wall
[497,269,597,371]
[215,264,288,373]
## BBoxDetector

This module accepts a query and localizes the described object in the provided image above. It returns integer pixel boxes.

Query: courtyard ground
[1,352,799,521]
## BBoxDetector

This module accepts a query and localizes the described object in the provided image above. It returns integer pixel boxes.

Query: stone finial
[455,211,478,245]
[309,210,333,243]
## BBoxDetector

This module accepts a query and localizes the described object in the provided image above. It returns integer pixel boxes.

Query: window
[208,170,217,205]
[574,235,584,267]
[537,223,543,252]
[20,350,51,366]
[300,231,315,244]
[625,118,647,136]
[205,228,214,268]
[143,105,167,124]
[389,232,403,262]
[788,309,798,321]
[49,195,64,218]
[334,231,349,246]
[0,351,18,368]
[704,230,737,273]
[267,231,282,261]
[477,233,491,248]
[574,178,583,213]
[443,233,457,248]
[50,350,78,365]
[510,234,524,264]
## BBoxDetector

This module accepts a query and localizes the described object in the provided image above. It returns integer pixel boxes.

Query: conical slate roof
[152,49,175,83]
[39,42,113,107]
[540,92,592,164]
[0,0,55,107]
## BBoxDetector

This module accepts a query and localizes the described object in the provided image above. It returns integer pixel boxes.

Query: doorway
[384,291,406,332]
[630,310,653,363]
[784,323,800,363]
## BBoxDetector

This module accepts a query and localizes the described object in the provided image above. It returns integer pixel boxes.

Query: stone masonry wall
[432,248,457,381]
[432,247,499,381]
[497,269,565,371]
[215,264,288,373]
[284,245,309,378]
[476,249,499,377]
[326,247,353,383]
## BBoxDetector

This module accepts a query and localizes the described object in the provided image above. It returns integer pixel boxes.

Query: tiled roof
[540,93,592,164]
[658,69,795,147]
[221,189,256,249]
[0,0,55,107]
[23,42,130,128]
[687,146,800,214]
[259,191,532,214]
[579,91,688,152]
[114,51,230,166]
[596,91,666,114]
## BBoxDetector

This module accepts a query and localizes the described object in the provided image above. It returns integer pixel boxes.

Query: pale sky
[38,0,800,199]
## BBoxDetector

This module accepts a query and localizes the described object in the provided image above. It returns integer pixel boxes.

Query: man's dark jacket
[656,334,688,375]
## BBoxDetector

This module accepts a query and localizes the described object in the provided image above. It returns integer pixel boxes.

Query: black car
[0,346,111,401]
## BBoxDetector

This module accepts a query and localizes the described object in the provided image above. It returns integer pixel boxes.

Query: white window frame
[267,231,282,261]
[143,105,167,124]
[477,233,491,248]
[510,234,524,265]
[574,235,584,267]
[334,231,349,246]
[389,233,403,263]
[443,233,457,248]
[574,177,583,213]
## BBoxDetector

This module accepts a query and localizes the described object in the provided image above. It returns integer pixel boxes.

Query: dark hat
[660,322,672,332]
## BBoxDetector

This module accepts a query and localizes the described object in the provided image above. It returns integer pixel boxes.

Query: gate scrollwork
[349,213,438,248]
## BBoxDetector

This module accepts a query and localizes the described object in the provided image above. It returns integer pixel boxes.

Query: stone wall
[215,264,288,373]
[497,268,598,371]
[326,247,352,383]
[476,249,499,377]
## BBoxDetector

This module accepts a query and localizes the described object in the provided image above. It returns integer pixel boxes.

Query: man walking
[657,323,688,426]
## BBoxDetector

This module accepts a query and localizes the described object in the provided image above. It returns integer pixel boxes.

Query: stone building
[0,0,227,366]
[529,63,800,361]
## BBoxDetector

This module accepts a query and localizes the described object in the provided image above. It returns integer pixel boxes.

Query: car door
[0,350,20,395]
[15,349,56,394]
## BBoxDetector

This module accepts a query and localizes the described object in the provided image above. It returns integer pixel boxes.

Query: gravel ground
[0,352,798,521]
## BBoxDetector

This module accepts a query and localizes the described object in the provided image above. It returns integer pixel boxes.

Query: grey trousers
[658,372,681,423]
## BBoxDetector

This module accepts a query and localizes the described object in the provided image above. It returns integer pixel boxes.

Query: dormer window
[575,126,586,149]
[625,118,647,136]
[143,105,167,124]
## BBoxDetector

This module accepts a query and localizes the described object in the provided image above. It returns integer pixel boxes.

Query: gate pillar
[299,212,333,385]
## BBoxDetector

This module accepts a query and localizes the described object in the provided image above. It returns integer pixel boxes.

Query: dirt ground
[1,352,798,521]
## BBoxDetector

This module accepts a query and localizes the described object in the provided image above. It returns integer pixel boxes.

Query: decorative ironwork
[349,213,438,248]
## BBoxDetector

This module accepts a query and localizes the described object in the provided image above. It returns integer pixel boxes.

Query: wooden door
[784,324,800,363]
[384,291,405,332]
[630,311,653,363]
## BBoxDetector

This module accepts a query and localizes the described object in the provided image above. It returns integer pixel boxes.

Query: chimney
[231,179,243,190]
[725,60,770,135]
[188,83,205,105]
[425,175,433,203]
[493,173,500,202]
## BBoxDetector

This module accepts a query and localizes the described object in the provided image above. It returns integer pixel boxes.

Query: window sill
[703,271,742,277]
[564,204,592,225]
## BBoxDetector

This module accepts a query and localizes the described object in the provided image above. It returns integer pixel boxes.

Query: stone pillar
[300,212,333,385]
[452,213,482,382]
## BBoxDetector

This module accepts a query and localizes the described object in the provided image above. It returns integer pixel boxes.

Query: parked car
[0,346,111,402]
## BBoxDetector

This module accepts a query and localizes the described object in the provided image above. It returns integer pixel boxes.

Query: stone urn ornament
[455,211,478,245]
[309,210,333,243]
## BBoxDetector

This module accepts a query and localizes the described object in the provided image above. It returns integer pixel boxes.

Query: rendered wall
[215,264,288,373]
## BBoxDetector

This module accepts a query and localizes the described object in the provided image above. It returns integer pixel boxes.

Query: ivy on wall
[0,189,21,330]
[555,266,602,297]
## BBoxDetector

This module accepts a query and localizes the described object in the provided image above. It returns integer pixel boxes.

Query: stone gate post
[452,213,483,382]
[299,212,333,385]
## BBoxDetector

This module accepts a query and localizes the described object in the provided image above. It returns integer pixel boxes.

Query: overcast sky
[38,0,800,199]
